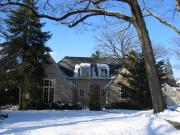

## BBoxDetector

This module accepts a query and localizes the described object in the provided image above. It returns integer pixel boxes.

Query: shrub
[105,101,142,110]
[51,102,83,110]
[89,103,101,111]
[22,100,49,110]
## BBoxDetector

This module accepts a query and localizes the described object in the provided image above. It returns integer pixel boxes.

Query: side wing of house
[106,68,141,107]
[43,54,73,103]
[162,83,180,106]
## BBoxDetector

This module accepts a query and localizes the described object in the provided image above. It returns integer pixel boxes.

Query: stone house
[162,83,180,106]
[42,55,180,108]
[42,55,130,108]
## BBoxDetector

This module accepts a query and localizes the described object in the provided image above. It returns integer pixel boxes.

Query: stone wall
[44,55,73,103]
[68,78,112,107]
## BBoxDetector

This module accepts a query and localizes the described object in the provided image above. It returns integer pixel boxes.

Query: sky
[42,19,180,79]
[41,2,180,79]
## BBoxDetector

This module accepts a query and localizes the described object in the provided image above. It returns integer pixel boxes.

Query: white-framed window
[97,64,109,78]
[80,89,85,96]
[80,67,91,77]
[100,68,108,77]
[42,79,55,103]
[80,63,91,77]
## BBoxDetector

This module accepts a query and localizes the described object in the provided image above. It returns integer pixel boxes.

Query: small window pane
[100,69,108,77]
[81,68,91,77]
[49,88,54,103]
[44,80,49,86]
[49,80,52,87]
[80,89,84,96]
[121,85,129,99]
[43,88,48,102]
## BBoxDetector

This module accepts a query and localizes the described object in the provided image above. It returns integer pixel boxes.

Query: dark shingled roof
[57,56,127,77]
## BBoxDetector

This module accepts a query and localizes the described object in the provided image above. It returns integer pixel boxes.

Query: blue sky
[42,8,180,79]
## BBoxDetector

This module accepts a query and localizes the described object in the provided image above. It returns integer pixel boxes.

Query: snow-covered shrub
[105,101,142,110]
[51,102,83,110]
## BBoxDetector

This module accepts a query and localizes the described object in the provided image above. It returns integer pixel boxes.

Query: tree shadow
[1,110,177,135]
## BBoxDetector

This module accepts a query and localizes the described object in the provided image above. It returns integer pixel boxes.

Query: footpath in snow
[0,108,180,135]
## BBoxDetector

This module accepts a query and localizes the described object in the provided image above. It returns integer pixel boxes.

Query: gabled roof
[57,56,127,77]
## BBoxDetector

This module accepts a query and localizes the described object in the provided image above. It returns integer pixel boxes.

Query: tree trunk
[129,0,166,113]
[19,87,23,110]
[176,0,180,15]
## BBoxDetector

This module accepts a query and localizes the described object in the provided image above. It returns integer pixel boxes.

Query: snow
[74,64,80,77]
[0,108,180,135]
[97,63,109,68]
[80,63,91,67]
[177,80,180,85]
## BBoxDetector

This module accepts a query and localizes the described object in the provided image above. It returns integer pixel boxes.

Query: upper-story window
[80,63,91,77]
[97,64,109,78]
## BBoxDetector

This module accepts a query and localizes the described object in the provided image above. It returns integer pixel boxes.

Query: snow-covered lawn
[0,108,180,135]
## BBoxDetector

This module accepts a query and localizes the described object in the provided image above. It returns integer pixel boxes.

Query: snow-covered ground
[0,108,180,135]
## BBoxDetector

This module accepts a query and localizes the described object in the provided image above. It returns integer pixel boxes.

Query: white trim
[42,79,56,102]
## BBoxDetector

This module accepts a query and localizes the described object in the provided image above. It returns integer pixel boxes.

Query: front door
[89,84,101,109]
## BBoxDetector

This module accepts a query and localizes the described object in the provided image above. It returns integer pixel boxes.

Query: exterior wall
[106,68,133,104]
[68,78,112,107]
[44,55,73,103]
[177,81,180,87]
[162,84,180,106]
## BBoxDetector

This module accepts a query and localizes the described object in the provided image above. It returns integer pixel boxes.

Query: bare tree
[0,0,166,113]
[95,28,139,59]
[142,0,180,35]
[0,4,9,40]
[173,38,180,58]
[153,43,169,60]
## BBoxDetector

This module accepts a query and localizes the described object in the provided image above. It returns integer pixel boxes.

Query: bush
[22,100,49,110]
[0,113,8,119]
[89,103,101,111]
[21,100,83,110]
[51,102,83,110]
[105,101,142,110]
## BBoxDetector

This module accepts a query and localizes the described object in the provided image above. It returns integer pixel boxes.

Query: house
[176,80,180,87]
[162,83,180,106]
[43,55,130,108]
[43,55,180,108]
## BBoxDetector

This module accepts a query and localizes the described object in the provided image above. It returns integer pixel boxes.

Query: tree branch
[0,1,134,24]
[146,9,180,35]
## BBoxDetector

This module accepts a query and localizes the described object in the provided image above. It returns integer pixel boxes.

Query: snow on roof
[97,63,109,68]
[176,80,180,84]
[80,63,91,67]
[75,64,80,69]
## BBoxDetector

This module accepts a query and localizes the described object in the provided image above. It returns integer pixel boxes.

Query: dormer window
[80,63,91,77]
[97,64,109,78]
[100,68,108,77]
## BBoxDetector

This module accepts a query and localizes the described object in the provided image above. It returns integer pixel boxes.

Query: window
[43,80,54,87]
[80,89,84,96]
[42,79,55,103]
[97,64,109,78]
[80,67,91,77]
[49,88,54,103]
[80,63,91,77]
[100,68,108,77]
[120,85,129,99]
